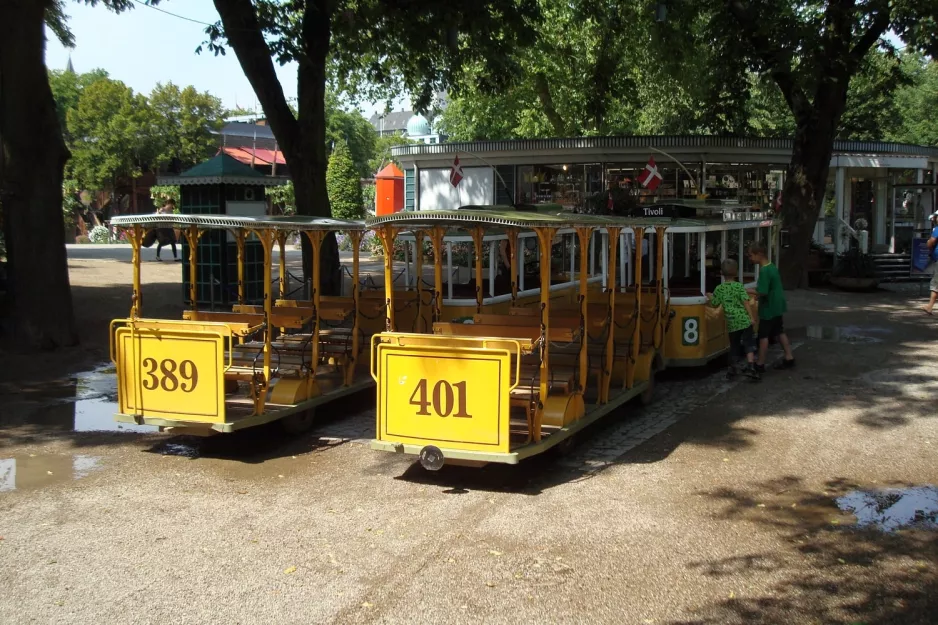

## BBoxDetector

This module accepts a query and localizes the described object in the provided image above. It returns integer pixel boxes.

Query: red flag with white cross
[449,155,464,187]
[637,156,663,192]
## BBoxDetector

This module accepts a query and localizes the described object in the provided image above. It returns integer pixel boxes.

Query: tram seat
[182,310,265,336]
[433,322,578,344]
[516,364,577,394]
[473,313,582,328]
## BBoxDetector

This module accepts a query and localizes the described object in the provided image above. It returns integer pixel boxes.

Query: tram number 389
[682,317,700,346]
[409,379,472,419]
[141,358,199,392]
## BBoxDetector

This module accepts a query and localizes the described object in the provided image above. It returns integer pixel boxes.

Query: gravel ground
[1,255,937,624]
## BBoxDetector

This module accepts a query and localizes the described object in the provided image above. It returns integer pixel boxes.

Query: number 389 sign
[115,326,225,422]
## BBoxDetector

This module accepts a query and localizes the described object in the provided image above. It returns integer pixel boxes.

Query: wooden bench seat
[433,322,578,344]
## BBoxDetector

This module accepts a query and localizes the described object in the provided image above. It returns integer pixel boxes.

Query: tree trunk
[296,0,340,295]
[213,0,340,294]
[0,0,78,349]
[779,87,847,289]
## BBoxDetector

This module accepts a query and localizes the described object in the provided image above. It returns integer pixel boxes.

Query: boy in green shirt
[707,258,759,380]
[747,242,795,371]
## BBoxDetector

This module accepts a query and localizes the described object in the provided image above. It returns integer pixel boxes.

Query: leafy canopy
[66,78,160,189]
[149,82,226,171]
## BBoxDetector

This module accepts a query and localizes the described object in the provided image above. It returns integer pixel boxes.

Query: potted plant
[830,247,879,291]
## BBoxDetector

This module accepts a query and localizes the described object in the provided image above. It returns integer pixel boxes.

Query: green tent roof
[158,153,287,186]
[181,153,265,178]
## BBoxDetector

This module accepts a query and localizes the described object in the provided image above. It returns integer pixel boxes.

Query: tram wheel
[281,408,316,434]
[640,369,656,406]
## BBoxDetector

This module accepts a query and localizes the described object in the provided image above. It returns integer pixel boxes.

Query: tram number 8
[682,317,700,346]
[409,379,471,419]
[141,358,199,393]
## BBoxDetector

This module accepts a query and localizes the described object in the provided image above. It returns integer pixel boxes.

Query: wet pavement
[0,453,102,492]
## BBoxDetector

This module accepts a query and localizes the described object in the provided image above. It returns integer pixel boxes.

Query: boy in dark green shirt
[748,242,795,371]
[707,258,758,379]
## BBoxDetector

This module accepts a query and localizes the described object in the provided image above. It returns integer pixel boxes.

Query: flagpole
[647,146,699,192]
[452,150,516,206]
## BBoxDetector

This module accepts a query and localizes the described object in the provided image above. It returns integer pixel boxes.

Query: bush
[327,142,364,220]
[89,225,111,244]
[76,235,92,244]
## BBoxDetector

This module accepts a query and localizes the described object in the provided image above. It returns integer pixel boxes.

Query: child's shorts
[729,326,756,357]
[758,316,785,340]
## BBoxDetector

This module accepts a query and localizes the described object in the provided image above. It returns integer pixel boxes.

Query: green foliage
[62,179,82,234]
[66,77,160,190]
[149,82,225,170]
[891,55,938,146]
[361,183,376,215]
[48,68,110,138]
[326,92,377,177]
[326,143,363,220]
[150,185,180,206]
[369,134,417,174]
[267,182,296,215]
[224,105,259,118]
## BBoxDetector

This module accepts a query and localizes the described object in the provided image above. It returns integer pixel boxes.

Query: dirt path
[1,256,936,624]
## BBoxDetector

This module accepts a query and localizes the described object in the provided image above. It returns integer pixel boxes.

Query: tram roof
[367,206,672,230]
[110,214,367,231]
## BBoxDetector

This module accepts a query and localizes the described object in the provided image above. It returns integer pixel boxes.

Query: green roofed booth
[157,153,288,307]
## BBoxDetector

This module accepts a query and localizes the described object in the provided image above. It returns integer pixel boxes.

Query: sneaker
[773,358,796,370]
[754,363,766,374]
[744,365,761,381]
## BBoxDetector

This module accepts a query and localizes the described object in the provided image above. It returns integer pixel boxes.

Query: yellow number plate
[378,344,511,452]
[116,326,226,423]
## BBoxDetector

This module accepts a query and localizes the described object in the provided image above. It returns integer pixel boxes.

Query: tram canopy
[110,214,367,232]
[366,205,671,231]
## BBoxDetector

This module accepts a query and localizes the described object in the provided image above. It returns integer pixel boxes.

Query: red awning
[220,146,287,166]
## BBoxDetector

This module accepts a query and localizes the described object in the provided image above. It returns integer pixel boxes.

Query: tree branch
[850,9,891,67]
[533,72,566,136]
[212,0,300,160]
[725,0,812,121]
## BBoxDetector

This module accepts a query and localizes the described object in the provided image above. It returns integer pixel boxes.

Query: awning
[220,146,287,167]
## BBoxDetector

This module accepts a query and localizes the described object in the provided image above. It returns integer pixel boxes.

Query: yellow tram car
[108,213,379,435]
[368,203,778,469]
[631,203,779,366]
[368,207,672,468]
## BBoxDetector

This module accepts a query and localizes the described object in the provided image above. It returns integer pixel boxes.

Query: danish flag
[637,156,663,192]
[449,155,464,187]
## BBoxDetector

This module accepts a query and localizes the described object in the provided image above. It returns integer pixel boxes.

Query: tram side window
[668,232,701,295]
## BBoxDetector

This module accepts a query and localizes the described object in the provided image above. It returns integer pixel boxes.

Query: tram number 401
[409,379,472,419]
[141,358,199,393]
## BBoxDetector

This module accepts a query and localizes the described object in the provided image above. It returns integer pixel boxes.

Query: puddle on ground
[836,485,938,531]
[0,454,103,493]
[6,364,157,434]
[804,325,889,344]
[72,397,155,433]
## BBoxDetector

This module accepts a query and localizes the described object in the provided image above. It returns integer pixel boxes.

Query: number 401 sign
[409,379,472,418]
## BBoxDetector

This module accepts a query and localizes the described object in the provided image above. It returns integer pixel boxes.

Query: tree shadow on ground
[614,298,938,467]
[671,476,938,624]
